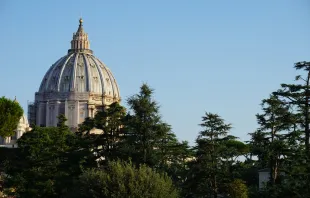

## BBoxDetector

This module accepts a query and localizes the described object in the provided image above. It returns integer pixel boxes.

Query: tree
[270,61,310,196]
[156,132,194,191]
[77,102,126,165]
[223,139,250,180]
[69,160,179,198]
[0,97,23,137]
[255,95,293,185]
[186,112,232,198]
[273,61,310,158]
[227,179,248,198]
[248,130,269,169]
[123,84,174,167]
[93,102,126,163]
[5,127,70,197]
[4,116,96,198]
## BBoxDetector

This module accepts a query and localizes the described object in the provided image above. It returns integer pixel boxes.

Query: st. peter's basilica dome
[28,19,121,130]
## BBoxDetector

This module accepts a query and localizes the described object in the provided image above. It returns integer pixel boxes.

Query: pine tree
[123,83,173,168]
[274,61,310,158]
[78,102,126,164]
[271,61,310,195]
[94,102,126,163]
[255,95,293,185]
[187,112,232,198]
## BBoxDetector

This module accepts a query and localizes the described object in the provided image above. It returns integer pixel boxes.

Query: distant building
[28,18,121,131]
[258,168,270,189]
[258,168,285,189]
[0,113,31,148]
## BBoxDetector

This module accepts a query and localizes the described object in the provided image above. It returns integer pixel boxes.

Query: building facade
[28,19,121,131]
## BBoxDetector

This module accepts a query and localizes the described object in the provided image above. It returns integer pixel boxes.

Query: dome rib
[97,59,120,98]
[44,57,66,92]
[83,53,93,92]
[90,56,105,95]
[57,53,75,92]
[39,56,65,92]
[81,53,91,92]
[70,53,79,91]
[99,59,119,98]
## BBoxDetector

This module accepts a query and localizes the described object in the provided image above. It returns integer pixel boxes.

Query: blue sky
[0,0,309,144]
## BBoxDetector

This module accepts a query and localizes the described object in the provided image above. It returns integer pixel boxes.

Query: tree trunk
[305,73,310,158]
[270,123,277,185]
[213,174,217,198]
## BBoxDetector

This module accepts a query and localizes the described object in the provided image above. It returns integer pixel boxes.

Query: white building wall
[259,172,270,189]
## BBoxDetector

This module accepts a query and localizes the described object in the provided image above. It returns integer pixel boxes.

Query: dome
[38,53,120,98]
[12,98,30,130]
[28,19,121,129]
[38,19,120,99]
[18,114,29,127]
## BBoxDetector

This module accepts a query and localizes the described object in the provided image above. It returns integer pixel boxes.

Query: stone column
[65,99,68,125]
[88,105,95,118]
[16,130,21,139]
[88,104,91,118]
[76,100,80,126]
[54,101,60,126]
[46,101,49,127]
[36,102,42,126]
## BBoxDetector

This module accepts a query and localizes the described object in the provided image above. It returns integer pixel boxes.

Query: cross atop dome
[68,18,93,54]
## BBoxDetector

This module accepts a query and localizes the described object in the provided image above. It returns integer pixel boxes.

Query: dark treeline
[1,61,310,198]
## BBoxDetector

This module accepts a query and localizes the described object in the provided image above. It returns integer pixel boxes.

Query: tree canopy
[70,160,179,198]
[0,97,23,137]
[4,60,310,197]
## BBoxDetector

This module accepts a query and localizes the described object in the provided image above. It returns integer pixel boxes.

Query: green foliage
[78,102,126,164]
[157,134,194,193]
[70,160,179,198]
[10,70,310,198]
[227,179,248,198]
[224,139,249,161]
[186,112,232,197]
[123,83,175,167]
[5,127,69,197]
[4,122,96,198]
[0,97,23,137]
[273,61,310,156]
[251,95,293,186]
[245,61,310,197]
